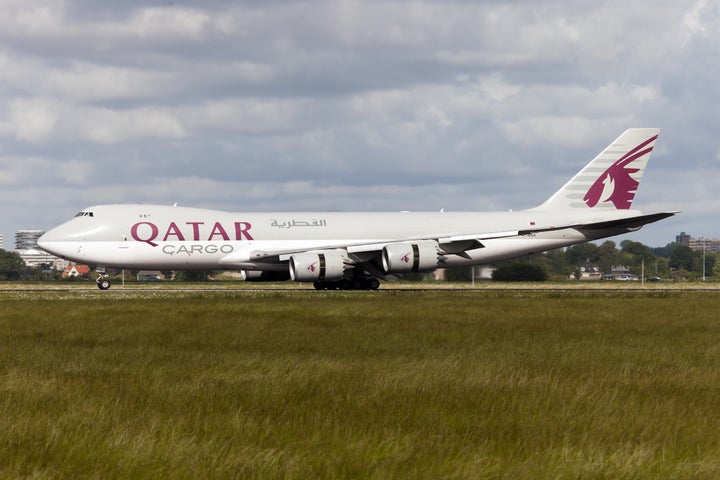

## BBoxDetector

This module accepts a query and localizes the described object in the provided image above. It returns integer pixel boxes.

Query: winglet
[533,128,660,211]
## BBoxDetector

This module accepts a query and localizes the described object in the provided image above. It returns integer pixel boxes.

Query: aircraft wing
[514,211,678,236]
[349,210,677,252]
[568,211,678,232]
[219,210,677,267]
[348,230,521,254]
[218,229,523,266]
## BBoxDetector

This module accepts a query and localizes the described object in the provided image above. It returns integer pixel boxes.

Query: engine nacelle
[240,270,291,282]
[382,240,440,273]
[289,250,349,282]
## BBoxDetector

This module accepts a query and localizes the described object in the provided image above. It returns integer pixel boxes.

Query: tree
[24,264,62,281]
[620,240,657,274]
[597,241,619,273]
[705,253,716,277]
[174,270,212,282]
[621,240,655,263]
[536,250,572,277]
[650,257,671,278]
[444,267,472,282]
[565,243,600,266]
[0,251,26,280]
[669,245,694,271]
[492,263,548,282]
[692,251,716,278]
[651,242,679,259]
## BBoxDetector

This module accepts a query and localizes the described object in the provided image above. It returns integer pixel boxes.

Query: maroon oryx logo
[583,134,657,209]
[401,253,411,264]
[307,262,317,273]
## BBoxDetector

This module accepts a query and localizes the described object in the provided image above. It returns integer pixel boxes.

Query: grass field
[2,287,720,478]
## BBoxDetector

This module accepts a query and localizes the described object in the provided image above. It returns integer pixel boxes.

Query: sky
[1,0,718,249]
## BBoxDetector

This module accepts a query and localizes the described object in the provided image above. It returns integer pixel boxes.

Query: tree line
[0,240,715,282]
[446,240,716,282]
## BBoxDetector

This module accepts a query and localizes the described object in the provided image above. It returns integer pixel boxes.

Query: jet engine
[382,240,442,273]
[289,250,350,282]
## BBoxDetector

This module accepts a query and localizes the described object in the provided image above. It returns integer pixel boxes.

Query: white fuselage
[38,204,642,271]
[36,129,677,288]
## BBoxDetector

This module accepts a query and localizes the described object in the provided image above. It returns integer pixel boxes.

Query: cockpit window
[75,211,94,217]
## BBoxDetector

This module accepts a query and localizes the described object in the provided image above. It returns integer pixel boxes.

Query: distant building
[137,271,165,281]
[15,230,45,250]
[0,233,3,250]
[676,232,720,253]
[601,266,639,281]
[62,264,91,278]
[14,229,67,269]
[16,248,66,269]
[576,261,602,280]
[676,231,691,246]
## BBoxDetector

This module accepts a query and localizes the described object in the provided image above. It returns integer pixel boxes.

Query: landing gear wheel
[96,275,111,290]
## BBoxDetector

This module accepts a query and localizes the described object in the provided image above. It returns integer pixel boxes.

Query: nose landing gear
[96,274,111,290]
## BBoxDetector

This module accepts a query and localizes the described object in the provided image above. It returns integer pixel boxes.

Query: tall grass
[1,290,720,478]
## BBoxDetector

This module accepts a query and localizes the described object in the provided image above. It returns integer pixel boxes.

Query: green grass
[2,289,720,478]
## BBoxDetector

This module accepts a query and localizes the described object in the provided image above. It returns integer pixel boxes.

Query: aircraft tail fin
[533,128,660,211]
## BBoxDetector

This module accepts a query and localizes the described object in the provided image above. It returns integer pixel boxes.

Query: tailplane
[533,128,660,211]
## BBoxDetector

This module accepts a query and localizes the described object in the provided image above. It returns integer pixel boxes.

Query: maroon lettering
[186,222,204,241]
[131,222,159,247]
[235,222,253,240]
[208,222,230,241]
[134,220,253,244]
[163,222,186,241]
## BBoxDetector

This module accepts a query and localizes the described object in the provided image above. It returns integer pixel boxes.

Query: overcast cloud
[1,0,718,248]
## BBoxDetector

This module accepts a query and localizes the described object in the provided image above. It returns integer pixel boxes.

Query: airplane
[38,128,676,290]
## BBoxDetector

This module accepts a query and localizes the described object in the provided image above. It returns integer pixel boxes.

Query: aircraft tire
[97,278,111,290]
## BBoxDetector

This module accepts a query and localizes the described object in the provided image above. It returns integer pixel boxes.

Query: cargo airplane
[38,128,676,290]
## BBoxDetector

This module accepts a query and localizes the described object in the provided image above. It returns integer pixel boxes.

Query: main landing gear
[313,275,380,291]
[96,274,111,290]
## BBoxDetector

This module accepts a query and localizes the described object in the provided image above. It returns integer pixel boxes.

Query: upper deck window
[75,211,94,217]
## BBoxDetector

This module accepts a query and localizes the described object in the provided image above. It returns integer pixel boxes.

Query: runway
[2,283,720,294]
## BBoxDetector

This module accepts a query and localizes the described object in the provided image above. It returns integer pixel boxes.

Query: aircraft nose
[37,231,49,245]
[36,226,76,257]
[37,230,59,255]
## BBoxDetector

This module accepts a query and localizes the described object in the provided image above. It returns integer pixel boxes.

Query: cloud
[0,0,718,248]
[76,107,186,144]
[682,0,720,38]
[6,99,58,143]
[42,63,177,102]
[1,98,186,144]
